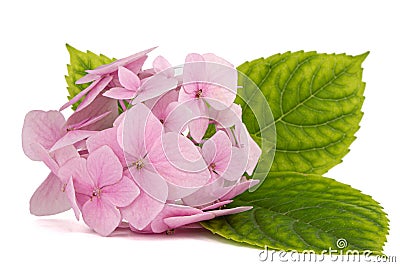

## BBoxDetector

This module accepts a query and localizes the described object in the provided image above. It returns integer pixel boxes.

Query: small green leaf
[236,51,368,174]
[201,172,388,254]
[65,44,115,110]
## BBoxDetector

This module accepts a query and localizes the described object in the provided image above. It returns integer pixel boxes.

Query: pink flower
[178,53,238,142]
[58,146,139,236]
[22,48,263,236]
[61,47,155,112]
[146,90,192,133]
[118,103,211,200]
[22,96,118,157]
[103,66,178,104]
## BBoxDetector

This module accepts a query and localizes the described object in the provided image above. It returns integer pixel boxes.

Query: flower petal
[119,103,163,159]
[130,75,178,105]
[183,53,206,93]
[65,177,81,220]
[163,101,192,133]
[120,190,165,231]
[49,130,96,152]
[102,176,140,207]
[53,145,80,166]
[118,66,140,91]
[148,132,210,200]
[152,55,174,78]
[209,103,242,128]
[201,130,232,173]
[86,127,125,166]
[219,147,247,181]
[146,89,179,121]
[57,157,93,194]
[66,95,118,131]
[29,173,70,216]
[188,100,209,143]
[82,198,121,236]
[103,87,136,100]
[22,110,65,160]
[86,47,155,75]
[75,75,113,112]
[208,206,253,216]
[220,179,259,201]
[164,213,214,229]
[86,145,123,187]
[201,200,233,211]
[150,204,202,233]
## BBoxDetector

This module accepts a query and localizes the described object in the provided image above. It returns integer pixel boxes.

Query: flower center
[195,89,203,98]
[210,162,216,171]
[91,188,101,199]
[135,158,145,170]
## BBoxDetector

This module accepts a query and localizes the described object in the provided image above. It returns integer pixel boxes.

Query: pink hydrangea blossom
[22,48,263,237]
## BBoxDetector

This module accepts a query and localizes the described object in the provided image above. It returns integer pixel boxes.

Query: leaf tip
[357,51,370,62]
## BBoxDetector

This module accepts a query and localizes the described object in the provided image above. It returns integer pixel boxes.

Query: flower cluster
[22,48,262,236]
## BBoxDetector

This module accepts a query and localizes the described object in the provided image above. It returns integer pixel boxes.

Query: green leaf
[65,44,115,110]
[236,51,368,174]
[201,172,388,254]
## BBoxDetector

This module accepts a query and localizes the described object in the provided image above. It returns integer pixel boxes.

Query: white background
[1,0,399,266]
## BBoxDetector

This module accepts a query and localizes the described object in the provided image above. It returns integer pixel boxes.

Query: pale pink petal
[76,73,101,84]
[153,56,171,73]
[119,103,163,158]
[178,85,196,102]
[130,166,168,203]
[70,111,111,130]
[153,55,174,78]
[202,200,233,211]
[102,176,139,207]
[65,177,81,220]
[103,87,136,100]
[57,158,93,194]
[246,133,262,175]
[202,130,232,174]
[163,101,192,133]
[188,100,209,142]
[164,206,252,229]
[209,103,242,128]
[86,145,122,187]
[29,173,70,216]
[82,198,121,236]
[220,179,259,201]
[208,206,253,216]
[120,190,165,230]
[148,132,210,200]
[60,78,103,111]
[86,47,155,75]
[183,54,206,93]
[75,75,113,112]
[66,95,118,131]
[146,89,179,121]
[53,145,80,166]
[203,84,236,111]
[150,204,202,233]
[113,111,126,127]
[86,127,125,166]
[49,130,96,152]
[22,110,65,160]
[202,53,235,68]
[164,212,214,229]
[118,66,140,90]
[181,175,229,206]
[30,143,59,173]
[124,56,148,74]
[130,74,178,105]
[219,147,247,181]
